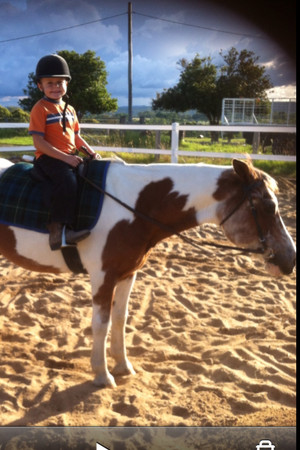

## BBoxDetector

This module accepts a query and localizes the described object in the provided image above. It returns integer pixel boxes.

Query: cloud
[0,95,27,107]
[107,52,180,104]
[259,54,296,87]
[266,85,296,99]
[135,11,186,39]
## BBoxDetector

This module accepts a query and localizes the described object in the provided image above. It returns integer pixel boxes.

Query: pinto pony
[0,157,296,387]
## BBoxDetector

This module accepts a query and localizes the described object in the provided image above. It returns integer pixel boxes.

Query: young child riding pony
[29,54,97,250]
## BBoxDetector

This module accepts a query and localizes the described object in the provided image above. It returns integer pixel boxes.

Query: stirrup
[61,225,67,248]
[61,225,76,248]
[61,226,91,247]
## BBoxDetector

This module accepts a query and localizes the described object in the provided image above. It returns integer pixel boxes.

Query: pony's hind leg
[110,274,137,376]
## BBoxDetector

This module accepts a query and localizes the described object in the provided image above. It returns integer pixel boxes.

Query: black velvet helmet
[35,54,71,82]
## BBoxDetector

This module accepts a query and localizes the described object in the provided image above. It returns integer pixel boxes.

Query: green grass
[251,160,296,178]
[0,128,33,146]
[0,136,33,146]
[180,137,253,154]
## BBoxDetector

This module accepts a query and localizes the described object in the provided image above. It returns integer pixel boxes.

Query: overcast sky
[0,0,296,109]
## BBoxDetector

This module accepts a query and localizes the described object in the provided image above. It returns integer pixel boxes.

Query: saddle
[0,160,110,233]
[0,160,110,273]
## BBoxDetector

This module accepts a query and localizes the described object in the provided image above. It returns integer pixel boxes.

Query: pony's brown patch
[0,224,61,273]
[213,160,261,201]
[93,178,197,317]
[213,160,277,223]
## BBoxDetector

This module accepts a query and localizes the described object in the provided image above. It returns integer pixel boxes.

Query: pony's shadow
[5,380,100,427]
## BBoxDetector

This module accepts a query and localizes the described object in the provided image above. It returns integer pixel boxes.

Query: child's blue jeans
[34,154,78,225]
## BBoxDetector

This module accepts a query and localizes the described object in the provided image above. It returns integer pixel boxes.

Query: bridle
[219,180,267,254]
[77,162,267,256]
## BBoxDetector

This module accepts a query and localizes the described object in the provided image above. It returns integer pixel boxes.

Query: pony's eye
[263,199,276,214]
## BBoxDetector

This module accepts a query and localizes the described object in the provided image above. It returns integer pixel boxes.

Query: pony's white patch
[13,227,68,270]
[0,158,13,178]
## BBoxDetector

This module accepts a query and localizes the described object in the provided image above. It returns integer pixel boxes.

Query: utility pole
[128,2,133,123]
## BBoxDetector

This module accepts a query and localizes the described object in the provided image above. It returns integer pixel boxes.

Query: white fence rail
[0,122,296,163]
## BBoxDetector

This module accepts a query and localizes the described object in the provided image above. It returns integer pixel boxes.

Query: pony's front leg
[91,283,116,388]
[110,274,136,377]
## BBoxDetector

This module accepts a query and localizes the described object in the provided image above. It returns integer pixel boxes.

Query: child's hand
[79,146,101,160]
[66,154,83,168]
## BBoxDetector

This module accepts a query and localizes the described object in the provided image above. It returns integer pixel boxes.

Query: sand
[0,177,296,428]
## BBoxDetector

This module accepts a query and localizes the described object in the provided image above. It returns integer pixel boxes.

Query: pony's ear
[232,159,254,184]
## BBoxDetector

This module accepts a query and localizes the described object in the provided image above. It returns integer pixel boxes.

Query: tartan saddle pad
[0,160,110,233]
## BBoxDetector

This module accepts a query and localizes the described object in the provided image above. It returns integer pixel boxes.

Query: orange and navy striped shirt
[29,97,80,159]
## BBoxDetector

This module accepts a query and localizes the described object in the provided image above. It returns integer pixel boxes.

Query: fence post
[252,132,260,154]
[171,122,179,163]
[155,130,161,162]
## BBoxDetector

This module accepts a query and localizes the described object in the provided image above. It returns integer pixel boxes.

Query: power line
[0,8,267,45]
[0,12,127,44]
[133,11,268,40]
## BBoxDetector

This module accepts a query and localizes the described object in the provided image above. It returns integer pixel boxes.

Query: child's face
[38,77,68,100]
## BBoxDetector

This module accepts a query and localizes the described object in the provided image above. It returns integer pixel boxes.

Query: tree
[218,48,272,98]
[10,107,30,122]
[0,105,11,122]
[18,73,41,113]
[19,50,118,120]
[152,47,272,126]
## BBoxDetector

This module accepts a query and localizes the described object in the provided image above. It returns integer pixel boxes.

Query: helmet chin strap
[62,94,69,133]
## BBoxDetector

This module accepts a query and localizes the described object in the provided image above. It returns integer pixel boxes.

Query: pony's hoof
[93,373,116,388]
[112,361,136,376]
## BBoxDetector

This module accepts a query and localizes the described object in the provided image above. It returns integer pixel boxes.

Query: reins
[77,161,265,256]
